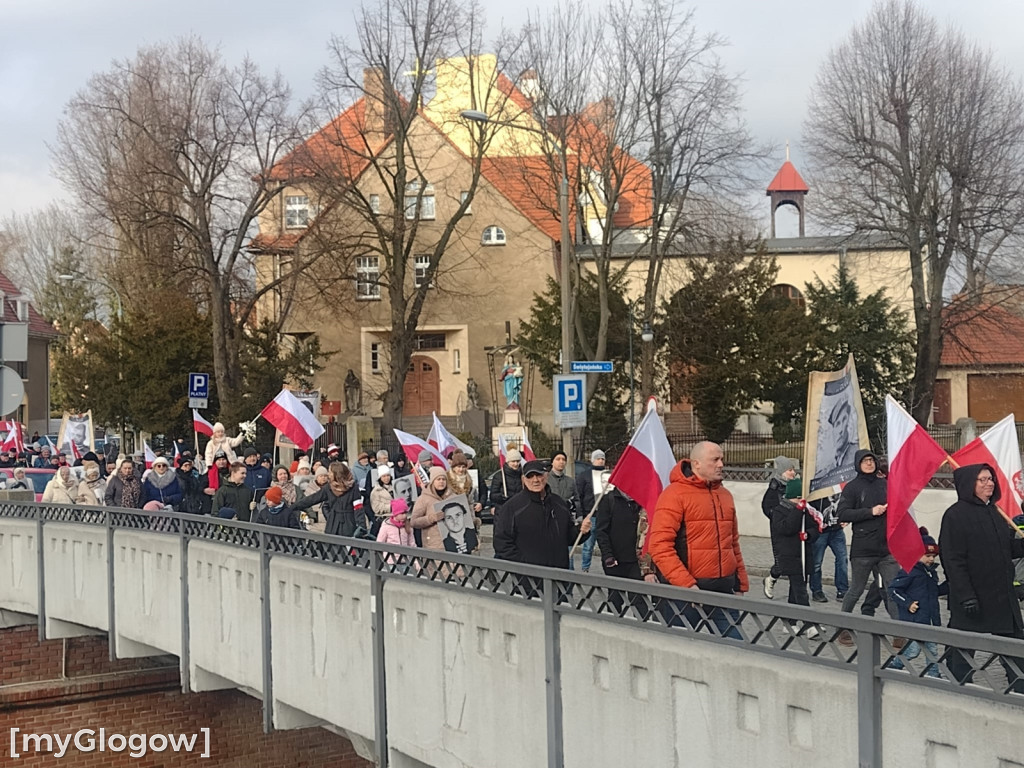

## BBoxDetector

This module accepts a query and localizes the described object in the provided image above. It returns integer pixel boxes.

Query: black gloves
[961,597,981,616]
[603,556,618,570]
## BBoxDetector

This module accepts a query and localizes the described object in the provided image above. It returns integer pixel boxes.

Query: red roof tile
[0,272,57,337]
[248,231,304,254]
[766,160,809,193]
[940,302,1024,366]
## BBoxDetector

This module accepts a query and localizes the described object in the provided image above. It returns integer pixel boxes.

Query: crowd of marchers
[27,424,1024,685]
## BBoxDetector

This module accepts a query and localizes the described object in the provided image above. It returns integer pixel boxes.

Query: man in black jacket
[838,449,899,622]
[494,459,591,568]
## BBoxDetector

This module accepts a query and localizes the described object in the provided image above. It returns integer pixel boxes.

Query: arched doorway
[403,355,440,417]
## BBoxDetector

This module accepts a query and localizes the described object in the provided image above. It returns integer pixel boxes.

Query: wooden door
[403,355,440,417]
[932,379,951,424]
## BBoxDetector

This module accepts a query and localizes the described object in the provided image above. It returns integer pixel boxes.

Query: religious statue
[466,378,481,410]
[344,369,362,413]
[499,355,524,410]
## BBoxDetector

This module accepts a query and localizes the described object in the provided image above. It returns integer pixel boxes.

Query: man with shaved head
[648,441,748,636]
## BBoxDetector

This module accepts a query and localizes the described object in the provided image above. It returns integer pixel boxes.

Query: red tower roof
[766,160,808,193]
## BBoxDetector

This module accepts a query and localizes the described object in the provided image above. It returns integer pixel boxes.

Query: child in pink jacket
[377,498,416,548]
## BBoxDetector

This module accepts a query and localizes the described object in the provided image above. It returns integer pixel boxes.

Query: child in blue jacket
[887,527,948,677]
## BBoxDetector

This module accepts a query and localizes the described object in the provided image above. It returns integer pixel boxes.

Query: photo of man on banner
[805,355,870,500]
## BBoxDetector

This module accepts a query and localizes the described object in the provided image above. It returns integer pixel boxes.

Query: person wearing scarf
[293,461,364,537]
[143,456,183,509]
[76,460,107,505]
[272,465,297,505]
[42,465,79,505]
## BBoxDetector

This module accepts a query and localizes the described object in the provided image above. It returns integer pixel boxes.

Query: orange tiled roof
[940,301,1024,366]
[766,160,809,193]
[248,231,305,254]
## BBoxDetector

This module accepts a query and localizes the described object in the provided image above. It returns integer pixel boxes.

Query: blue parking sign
[188,373,210,399]
[553,374,587,428]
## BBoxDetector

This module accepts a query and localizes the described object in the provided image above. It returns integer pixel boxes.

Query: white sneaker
[763,575,776,599]
[804,625,820,640]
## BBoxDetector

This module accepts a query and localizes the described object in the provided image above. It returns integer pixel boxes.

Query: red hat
[265,486,283,506]
[327,443,340,454]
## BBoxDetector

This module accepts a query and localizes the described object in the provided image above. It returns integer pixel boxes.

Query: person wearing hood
[377,497,416,548]
[292,461,364,537]
[837,449,899,624]
[254,485,302,529]
[105,458,143,508]
[143,456,183,509]
[8,466,30,491]
[176,452,206,515]
[412,466,454,550]
[76,460,107,505]
[203,422,245,466]
[594,487,644,580]
[489,449,523,513]
[42,465,79,505]
[939,463,1024,686]
[392,454,412,478]
[761,455,799,599]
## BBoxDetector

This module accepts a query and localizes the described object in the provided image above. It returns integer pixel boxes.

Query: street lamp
[461,109,576,468]
[628,304,656,433]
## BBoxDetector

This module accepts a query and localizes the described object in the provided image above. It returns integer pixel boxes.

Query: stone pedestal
[491,408,529,459]
[346,416,376,462]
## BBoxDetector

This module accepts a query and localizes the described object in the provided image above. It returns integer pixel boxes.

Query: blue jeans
[570,527,597,571]
[810,527,849,594]
[886,640,940,678]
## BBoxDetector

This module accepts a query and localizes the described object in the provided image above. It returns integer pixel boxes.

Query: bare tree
[805,0,1024,424]
[513,0,761,408]
[0,206,97,303]
[52,37,308,423]
[298,0,516,433]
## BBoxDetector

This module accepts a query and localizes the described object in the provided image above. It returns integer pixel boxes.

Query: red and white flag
[143,440,156,470]
[1,421,24,454]
[427,412,476,458]
[497,433,509,467]
[952,413,1023,524]
[64,435,82,461]
[393,428,450,471]
[886,395,950,571]
[520,432,536,462]
[609,398,676,550]
[193,409,214,437]
[260,389,325,450]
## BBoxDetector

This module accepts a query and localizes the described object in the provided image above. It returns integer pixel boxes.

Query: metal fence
[3,500,1023,767]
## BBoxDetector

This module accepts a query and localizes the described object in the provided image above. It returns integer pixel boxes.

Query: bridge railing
[2,501,1023,768]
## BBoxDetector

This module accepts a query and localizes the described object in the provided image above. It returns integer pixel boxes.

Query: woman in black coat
[770,478,810,606]
[939,463,1024,684]
[292,462,367,537]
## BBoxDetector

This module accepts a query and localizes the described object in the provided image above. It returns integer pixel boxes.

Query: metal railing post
[179,520,191,693]
[371,549,389,766]
[542,578,564,768]
[106,510,116,661]
[259,530,274,734]
[36,509,45,642]
[856,630,882,768]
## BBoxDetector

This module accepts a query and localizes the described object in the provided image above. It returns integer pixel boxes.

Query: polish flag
[886,395,950,571]
[520,432,536,462]
[64,437,82,461]
[143,440,156,469]
[497,433,509,466]
[609,398,676,551]
[393,428,450,471]
[260,389,325,450]
[427,412,476,458]
[1,421,24,454]
[193,409,214,437]
[952,413,1023,524]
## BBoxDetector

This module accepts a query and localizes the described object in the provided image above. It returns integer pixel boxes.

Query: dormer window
[404,181,436,221]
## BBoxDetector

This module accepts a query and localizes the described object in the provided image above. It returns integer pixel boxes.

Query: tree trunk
[209,277,244,425]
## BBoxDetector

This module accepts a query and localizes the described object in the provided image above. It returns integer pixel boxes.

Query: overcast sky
[4,0,1024,231]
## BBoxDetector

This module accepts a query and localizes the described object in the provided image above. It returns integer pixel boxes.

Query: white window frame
[414,254,433,289]
[481,225,506,246]
[356,256,381,300]
[404,182,436,221]
[453,348,461,374]
[460,190,472,214]
[285,195,310,228]
[370,194,381,214]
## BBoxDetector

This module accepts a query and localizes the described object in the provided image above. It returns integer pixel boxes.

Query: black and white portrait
[806,356,867,498]
[435,494,478,554]
[58,411,94,453]
[393,475,418,509]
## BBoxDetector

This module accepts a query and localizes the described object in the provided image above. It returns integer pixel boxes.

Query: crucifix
[403,58,433,108]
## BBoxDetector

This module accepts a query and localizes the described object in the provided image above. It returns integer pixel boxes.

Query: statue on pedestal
[500,355,523,410]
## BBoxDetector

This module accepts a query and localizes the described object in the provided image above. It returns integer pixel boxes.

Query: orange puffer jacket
[648,460,749,591]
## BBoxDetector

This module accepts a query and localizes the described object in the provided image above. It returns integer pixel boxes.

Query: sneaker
[804,625,820,640]
[837,630,855,647]
[812,591,828,603]
[835,592,846,601]
[762,575,776,599]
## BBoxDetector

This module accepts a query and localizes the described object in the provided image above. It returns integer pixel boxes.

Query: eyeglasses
[977,476,995,484]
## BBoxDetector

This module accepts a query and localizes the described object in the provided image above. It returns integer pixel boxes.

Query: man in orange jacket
[649,441,748,637]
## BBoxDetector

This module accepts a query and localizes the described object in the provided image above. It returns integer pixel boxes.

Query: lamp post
[627,301,655,433]
[460,109,575,468]
[58,273,125,451]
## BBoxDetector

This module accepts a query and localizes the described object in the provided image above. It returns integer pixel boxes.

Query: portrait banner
[57,411,94,454]
[804,354,869,501]
[274,389,321,448]
[434,494,479,555]
[392,475,419,511]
